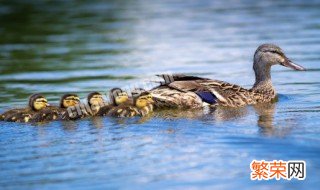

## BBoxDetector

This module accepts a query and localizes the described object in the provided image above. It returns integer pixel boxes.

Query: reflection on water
[1,0,320,189]
[254,102,278,136]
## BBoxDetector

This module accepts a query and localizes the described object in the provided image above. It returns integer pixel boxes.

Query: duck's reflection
[253,102,292,137]
[61,120,78,131]
[91,117,104,128]
[153,102,292,137]
[254,103,276,128]
[210,106,248,121]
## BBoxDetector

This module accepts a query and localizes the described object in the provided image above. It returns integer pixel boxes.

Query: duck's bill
[282,58,306,71]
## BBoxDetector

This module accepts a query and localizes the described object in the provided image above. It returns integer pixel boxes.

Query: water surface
[0,0,320,189]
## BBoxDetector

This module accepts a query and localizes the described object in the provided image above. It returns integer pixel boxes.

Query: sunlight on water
[0,0,319,189]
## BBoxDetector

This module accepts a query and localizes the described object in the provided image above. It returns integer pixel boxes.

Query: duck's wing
[150,74,215,108]
[151,74,257,108]
[198,80,256,107]
[150,86,204,109]
[166,81,206,92]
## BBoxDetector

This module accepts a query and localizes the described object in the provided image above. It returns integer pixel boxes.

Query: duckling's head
[134,92,154,108]
[60,94,80,108]
[29,94,49,111]
[87,92,104,108]
[109,88,129,106]
[131,88,146,98]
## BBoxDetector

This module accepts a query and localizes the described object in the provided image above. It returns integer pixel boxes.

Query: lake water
[0,0,320,189]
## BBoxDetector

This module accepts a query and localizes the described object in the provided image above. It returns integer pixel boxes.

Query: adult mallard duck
[150,44,306,108]
[0,94,49,123]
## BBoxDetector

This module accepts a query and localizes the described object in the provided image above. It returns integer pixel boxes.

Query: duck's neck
[252,62,275,92]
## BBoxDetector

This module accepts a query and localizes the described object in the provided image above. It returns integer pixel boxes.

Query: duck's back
[107,104,139,117]
[95,105,114,116]
[30,106,60,122]
[150,74,274,108]
[1,107,34,122]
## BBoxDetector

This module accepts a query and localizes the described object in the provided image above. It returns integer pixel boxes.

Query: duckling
[1,94,49,123]
[108,90,154,117]
[87,88,130,116]
[86,91,106,116]
[109,88,131,106]
[59,93,88,120]
[30,103,61,123]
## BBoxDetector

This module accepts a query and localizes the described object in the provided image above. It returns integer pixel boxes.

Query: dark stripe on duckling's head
[87,92,103,107]
[132,89,148,103]
[29,94,48,111]
[60,93,80,108]
[131,88,146,98]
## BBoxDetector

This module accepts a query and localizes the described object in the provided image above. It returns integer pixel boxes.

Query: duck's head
[134,92,154,108]
[29,94,49,111]
[109,88,129,106]
[60,94,80,108]
[87,92,104,108]
[254,44,306,75]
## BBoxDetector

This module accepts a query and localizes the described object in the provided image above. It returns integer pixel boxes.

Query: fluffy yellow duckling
[0,94,49,123]
[59,93,88,120]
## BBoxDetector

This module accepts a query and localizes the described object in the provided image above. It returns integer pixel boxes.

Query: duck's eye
[269,50,283,56]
